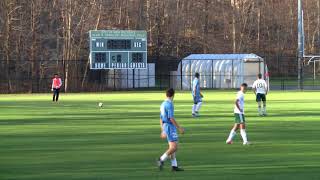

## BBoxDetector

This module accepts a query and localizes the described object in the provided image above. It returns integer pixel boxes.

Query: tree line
[0,0,320,92]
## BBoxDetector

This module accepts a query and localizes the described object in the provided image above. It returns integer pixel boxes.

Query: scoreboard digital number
[89,30,147,69]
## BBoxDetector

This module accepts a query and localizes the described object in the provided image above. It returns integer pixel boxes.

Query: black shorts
[256,93,266,102]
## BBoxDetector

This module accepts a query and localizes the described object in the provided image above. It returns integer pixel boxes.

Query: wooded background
[0,0,320,92]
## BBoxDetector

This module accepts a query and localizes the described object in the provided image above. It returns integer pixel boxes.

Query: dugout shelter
[173,54,269,90]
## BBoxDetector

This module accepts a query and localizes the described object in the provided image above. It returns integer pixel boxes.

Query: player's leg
[195,99,202,116]
[239,115,250,145]
[226,123,239,144]
[226,113,244,144]
[53,88,57,101]
[170,152,178,168]
[168,143,183,171]
[158,125,183,171]
[158,142,179,170]
[257,94,262,116]
[160,141,177,161]
[192,96,197,117]
[192,104,197,117]
[262,95,267,116]
[55,88,60,101]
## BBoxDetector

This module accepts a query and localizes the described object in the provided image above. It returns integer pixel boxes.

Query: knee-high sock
[160,153,168,162]
[226,129,236,142]
[258,105,262,115]
[170,153,178,167]
[240,129,248,143]
[196,102,202,112]
[192,104,197,114]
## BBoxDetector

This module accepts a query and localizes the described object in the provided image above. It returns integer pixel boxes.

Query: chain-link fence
[1,55,320,93]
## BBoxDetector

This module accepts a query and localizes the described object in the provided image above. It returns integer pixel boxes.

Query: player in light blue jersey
[192,73,203,117]
[157,88,185,172]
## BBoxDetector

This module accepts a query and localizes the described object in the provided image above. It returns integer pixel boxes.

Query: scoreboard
[89,30,147,69]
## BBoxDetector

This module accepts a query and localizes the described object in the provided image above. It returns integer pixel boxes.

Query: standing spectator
[52,74,62,102]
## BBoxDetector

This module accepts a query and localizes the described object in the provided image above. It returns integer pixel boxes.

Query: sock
[258,106,262,114]
[226,129,236,142]
[171,158,177,167]
[170,153,178,167]
[160,153,168,162]
[196,102,202,112]
[240,129,248,143]
[263,106,266,114]
[192,104,197,114]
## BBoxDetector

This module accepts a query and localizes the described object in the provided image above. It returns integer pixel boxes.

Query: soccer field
[1,91,320,180]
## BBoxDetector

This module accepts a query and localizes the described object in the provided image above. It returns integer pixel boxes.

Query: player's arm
[160,118,163,131]
[168,104,184,134]
[160,118,166,139]
[199,83,203,97]
[252,82,257,95]
[170,118,184,134]
[235,99,243,113]
[51,80,54,90]
[59,78,62,88]
[265,81,268,95]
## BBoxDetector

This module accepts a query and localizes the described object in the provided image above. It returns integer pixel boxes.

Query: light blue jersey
[160,99,174,124]
[160,99,178,142]
[192,78,200,97]
[192,78,202,104]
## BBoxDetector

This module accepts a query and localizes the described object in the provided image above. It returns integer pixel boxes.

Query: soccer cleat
[172,166,184,171]
[157,158,164,171]
[192,113,197,118]
[243,141,251,145]
[195,112,200,117]
[226,140,233,144]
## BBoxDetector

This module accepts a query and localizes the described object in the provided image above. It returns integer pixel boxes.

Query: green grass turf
[1,91,320,180]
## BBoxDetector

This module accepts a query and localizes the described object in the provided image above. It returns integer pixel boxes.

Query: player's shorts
[256,93,266,102]
[234,113,245,124]
[193,95,202,104]
[162,123,178,142]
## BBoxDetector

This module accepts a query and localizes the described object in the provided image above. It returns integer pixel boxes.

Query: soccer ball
[98,102,103,107]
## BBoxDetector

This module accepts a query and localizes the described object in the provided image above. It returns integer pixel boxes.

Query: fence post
[180,60,183,90]
[133,69,135,89]
[231,59,234,88]
[148,64,150,88]
[127,69,129,90]
[189,60,192,91]
[211,60,213,88]
[113,69,116,90]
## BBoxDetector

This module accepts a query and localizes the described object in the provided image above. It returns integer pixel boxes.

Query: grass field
[1,91,320,180]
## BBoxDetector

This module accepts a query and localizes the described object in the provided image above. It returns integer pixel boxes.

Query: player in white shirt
[192,73,203,117]
[226,83,250,145]
[252,74,268,116]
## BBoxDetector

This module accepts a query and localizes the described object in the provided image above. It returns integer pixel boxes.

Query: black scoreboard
[89,30,147,69]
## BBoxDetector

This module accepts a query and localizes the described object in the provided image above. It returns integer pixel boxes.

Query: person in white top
[226,83,250,145]
[252,74,268,116]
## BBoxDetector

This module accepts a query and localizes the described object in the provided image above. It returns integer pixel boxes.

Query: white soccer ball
[98,102,103,107]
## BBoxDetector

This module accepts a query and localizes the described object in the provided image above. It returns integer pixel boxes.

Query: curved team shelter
[175,54,269,90]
